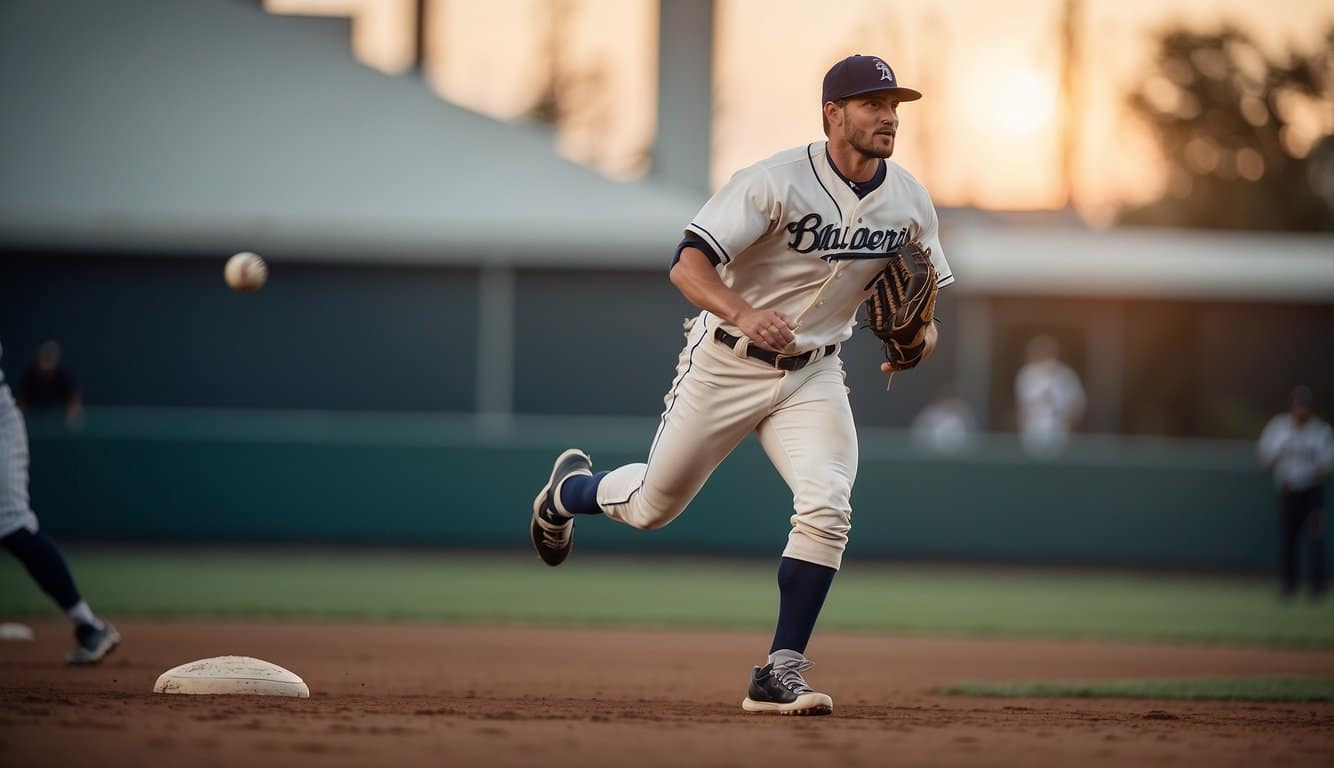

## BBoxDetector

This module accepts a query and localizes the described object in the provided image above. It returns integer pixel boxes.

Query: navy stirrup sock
[770,556,837,654]
[558,471,608,515]
[2,528,82,611]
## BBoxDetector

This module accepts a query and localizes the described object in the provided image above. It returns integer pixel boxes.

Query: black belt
[713,328,835,371]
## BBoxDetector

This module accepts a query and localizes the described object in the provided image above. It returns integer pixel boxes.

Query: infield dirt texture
[3,620,1333,767]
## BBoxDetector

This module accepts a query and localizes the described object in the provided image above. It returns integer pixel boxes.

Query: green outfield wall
[22,408,1322,573]
[0,253,957,428]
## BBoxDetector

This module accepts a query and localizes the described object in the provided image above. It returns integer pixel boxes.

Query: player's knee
[637,502,683,531]
[1,525,35,553]
[622,494,685,531]
[639,515,674,531]
[795,475,853,514]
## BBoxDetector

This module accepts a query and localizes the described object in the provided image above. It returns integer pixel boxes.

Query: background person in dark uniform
[16,341,83,428]
[1258,386,1334,598]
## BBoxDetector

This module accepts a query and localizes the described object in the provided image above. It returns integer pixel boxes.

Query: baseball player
[1014,335,1085,456]
[530,55,952,715]
[1,340,120,663]
[1258,385,1333,598]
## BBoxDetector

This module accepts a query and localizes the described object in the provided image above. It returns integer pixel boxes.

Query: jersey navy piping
[806,143,843,221]
[689,223,732,264]
[824,147,886,199]
[602,313,712,506]
[673,233,722,267]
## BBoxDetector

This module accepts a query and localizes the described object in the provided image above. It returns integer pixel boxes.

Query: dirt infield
[2,620,1333,767]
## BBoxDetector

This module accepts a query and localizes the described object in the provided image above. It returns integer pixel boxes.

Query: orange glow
[978,67,1057,138]
[268,0,1333,218]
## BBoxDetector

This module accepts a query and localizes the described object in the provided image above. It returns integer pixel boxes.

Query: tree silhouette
[1118,24,1334,231]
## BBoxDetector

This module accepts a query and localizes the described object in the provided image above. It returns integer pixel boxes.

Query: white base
[153,656,310,698]
[0,622,34,641]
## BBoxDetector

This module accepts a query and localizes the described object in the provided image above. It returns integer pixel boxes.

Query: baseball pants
[1280,486,1327,595]
[596,313,857,570]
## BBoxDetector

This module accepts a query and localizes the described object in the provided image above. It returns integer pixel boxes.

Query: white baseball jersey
[1258,414,1334,492]
[591,142,951,571]
[911,398,977,454]
[0,340,39,537]
[1015,359,1085,453]
[686,142,953,354]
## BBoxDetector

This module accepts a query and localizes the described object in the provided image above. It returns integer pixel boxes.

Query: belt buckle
[774,351,806,371]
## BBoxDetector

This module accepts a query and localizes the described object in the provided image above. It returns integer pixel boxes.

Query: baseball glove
[863,241,938,371]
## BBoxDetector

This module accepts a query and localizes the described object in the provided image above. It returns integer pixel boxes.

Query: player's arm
[1316,426,1334,478]
[669,248,794,352]
[879,322,938,377]
[872,184,948,381]
[1065,370,1087,428]
[1257,418,1286,469]
[673,164,791,350]
[921,321,939,360]
[915,196,946,365]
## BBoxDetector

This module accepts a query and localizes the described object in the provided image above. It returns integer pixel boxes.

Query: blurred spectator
[1257,386,1333,599]
[1014,335,1085,456]
[911,394,978,454]
[16,341,83,428]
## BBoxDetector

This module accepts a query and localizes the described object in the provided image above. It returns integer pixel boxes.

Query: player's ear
[822,101,840,135]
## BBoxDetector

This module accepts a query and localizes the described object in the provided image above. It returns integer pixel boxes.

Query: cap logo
[875,59,894,82]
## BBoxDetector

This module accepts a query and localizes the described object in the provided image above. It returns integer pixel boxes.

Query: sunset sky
[267,0,1332,222]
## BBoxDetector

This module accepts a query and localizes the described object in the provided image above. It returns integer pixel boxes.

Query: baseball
[224,252,268,292]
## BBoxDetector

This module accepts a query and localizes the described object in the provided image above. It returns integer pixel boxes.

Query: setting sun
[986,66,1057,137]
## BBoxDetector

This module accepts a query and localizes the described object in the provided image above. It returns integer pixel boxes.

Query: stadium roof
[0,0,703,265]
[942,226,1334,303]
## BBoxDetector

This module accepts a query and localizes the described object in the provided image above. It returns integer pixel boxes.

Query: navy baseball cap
[822,55,922,104]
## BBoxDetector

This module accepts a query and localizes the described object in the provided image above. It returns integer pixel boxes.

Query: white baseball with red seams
[593,141,953,570]
[224,251,268,292]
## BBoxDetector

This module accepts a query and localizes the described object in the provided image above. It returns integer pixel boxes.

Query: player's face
[842,94,900,158]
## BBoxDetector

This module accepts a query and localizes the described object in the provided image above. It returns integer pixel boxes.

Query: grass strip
[941,677,1334,701]
[3,550,1332,649]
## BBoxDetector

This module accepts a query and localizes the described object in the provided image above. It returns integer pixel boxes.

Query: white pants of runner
[596,312,857,570]
[0,385,39,538]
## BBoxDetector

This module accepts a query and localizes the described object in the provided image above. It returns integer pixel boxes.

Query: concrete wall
[8,253,1329,571]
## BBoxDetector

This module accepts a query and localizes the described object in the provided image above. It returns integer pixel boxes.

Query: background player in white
[912,392,978,455]
[0,340,120,663]
[1014,335,1085,456]
[531,55,953,715]
[1258,385,1333,598]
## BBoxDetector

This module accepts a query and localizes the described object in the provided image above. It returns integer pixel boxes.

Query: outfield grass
[2,549,1332,649]
[941,677,1334,701]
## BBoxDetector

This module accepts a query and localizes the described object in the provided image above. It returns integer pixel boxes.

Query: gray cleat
[741,649,834,715]
[67,622,120,666]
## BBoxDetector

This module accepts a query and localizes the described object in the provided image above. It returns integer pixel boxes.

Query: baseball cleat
[67,622,120,666]
[741,649,833,716]
[530,448,592,567]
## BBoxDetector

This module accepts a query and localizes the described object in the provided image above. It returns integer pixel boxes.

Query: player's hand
[736,308,796,352]
[879,321,938,379]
